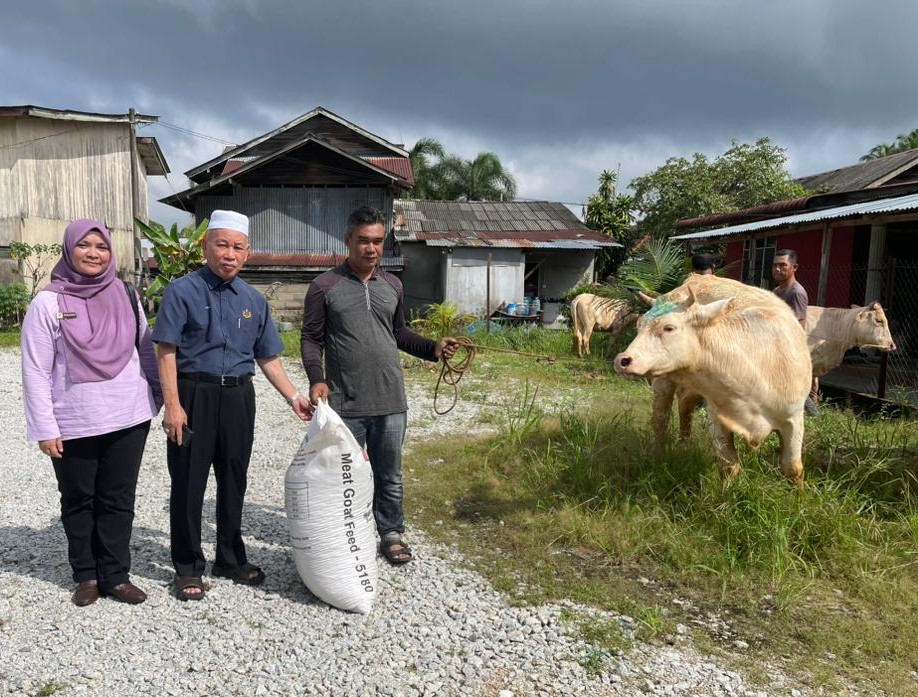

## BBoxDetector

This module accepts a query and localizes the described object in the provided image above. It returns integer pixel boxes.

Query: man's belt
[178,372,253,386]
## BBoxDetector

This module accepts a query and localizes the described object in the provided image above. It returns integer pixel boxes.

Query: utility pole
[128,107,142,282]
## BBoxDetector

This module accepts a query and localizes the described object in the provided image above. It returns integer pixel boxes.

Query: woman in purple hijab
[21,219,163,607]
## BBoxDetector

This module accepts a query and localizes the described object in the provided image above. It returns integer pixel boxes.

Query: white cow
[615,275,812,485]
[661,301,898,439]
[571,293,639,358]
[807,302,896,382]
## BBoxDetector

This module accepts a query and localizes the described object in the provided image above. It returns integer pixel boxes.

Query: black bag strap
[123,281,140,351]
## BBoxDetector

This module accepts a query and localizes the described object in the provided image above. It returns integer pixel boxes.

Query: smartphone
[179,425,193,447]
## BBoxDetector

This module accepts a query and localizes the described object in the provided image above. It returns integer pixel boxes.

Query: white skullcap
[208,209,249,236]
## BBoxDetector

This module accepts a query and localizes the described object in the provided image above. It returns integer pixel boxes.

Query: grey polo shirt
[152,266,284,375]
[774,280,808,323]
[301,263,437,417]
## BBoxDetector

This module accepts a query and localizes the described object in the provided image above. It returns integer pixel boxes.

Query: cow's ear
[869,301,881,311]
[691,297,733,325]
[856,310,869,322]
[636,291,656,307]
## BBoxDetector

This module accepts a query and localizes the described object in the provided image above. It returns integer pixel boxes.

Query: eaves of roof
[243,253,403,269]
[671,191,918,242]
[184,105,408,179]
[676,180,918,232]
[403,231,619,249]
[160,136,408,208]
[136,136,170,176]
[0,104,158,124]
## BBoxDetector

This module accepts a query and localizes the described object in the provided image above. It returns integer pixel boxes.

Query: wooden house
[0,105,169,283]
[672,153,918,405]
[160,106,413,317]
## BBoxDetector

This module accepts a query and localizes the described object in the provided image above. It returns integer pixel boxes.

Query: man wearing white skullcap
[153,209,313,600]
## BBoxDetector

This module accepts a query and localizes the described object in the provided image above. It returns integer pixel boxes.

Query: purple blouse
[21,291,162,442]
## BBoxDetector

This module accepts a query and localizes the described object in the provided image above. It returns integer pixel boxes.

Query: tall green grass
[405,326,918,694]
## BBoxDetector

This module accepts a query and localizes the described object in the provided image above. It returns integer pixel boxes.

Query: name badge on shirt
[57,312,77,320]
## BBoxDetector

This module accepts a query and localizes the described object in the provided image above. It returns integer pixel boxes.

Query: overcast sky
[4,0,918,227]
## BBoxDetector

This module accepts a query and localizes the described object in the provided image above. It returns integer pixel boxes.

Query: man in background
[772,248,819,416]
[691,252,716,275]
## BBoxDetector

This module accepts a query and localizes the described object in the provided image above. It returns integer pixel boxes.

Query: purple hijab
[46,219,135,383]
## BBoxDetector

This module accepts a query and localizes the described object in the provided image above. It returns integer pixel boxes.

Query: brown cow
[571,293,639,358]
[615,275,811,485]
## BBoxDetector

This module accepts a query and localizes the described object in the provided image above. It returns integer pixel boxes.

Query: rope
[431,338,568,415]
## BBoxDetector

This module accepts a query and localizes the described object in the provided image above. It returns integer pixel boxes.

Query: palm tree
[436,152,517,201]
[860,129,918,161]
[407,137,446,199]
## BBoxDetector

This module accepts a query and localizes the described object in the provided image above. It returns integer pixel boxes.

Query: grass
[403,326,918,696]
[36,681,67,696]
[0,331,21,348]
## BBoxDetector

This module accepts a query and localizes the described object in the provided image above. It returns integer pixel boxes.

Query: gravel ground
[0,349,842,696]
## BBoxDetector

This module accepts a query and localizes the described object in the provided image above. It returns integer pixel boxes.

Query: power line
[153,120,237,146]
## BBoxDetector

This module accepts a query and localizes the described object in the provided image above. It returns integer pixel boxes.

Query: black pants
[167,378,256,577]
[52,422,150,591]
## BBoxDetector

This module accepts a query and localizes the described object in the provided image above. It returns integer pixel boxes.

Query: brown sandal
[380,538,413,565]
[174,576,206,601]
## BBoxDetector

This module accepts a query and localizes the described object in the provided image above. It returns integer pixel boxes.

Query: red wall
[725,226,857,308]
[774,229,823,295]
[724,241,744,279]
[823,226,855,308]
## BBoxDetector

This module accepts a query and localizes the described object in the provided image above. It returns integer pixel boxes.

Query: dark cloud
[3,0,918,224]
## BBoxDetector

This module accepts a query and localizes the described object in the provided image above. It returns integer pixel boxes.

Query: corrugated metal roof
[392,199,620,249]
[364,157,413,185]
[395,199,590,233]
[672,192,918,241]
[796,149,918,192]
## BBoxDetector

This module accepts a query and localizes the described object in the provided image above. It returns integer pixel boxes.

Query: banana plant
[135,218,208,298]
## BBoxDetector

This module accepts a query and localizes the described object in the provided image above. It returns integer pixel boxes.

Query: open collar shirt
[152,266,283,376]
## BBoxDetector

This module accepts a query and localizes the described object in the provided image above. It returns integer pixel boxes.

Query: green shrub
[0,283,30,329]
[410,302,476,337]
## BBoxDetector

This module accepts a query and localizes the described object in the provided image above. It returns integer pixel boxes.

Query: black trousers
[51,422,150,590]
[167,378,256,577]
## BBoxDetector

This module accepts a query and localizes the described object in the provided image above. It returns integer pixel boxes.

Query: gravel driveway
[0,349,827,696]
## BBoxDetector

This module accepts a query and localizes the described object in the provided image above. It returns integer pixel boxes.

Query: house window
[743,238,776,289]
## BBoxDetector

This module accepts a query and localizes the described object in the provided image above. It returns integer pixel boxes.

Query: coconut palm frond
[617,237,689,296]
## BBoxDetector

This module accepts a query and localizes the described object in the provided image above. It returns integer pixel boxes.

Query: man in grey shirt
[772,249,808,324]
[772,248,818,415]
[301,206,459,565]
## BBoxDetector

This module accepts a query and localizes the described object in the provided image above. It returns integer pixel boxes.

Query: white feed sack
[285,400,379,613]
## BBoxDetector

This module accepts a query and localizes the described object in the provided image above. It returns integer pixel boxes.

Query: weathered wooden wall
[0,118,149,278]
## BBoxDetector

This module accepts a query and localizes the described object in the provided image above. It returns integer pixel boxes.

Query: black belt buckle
[220,374,235,386]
